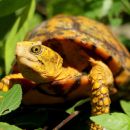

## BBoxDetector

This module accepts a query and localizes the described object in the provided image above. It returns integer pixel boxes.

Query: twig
[53,111,80,130]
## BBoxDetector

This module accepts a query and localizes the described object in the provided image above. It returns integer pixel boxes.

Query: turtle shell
[26,15,130,86]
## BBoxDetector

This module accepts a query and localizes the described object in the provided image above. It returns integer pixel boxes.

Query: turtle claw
[0,76,10,92]
[0,81,9,92]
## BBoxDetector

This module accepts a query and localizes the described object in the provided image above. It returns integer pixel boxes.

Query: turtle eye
[30,45,42,54]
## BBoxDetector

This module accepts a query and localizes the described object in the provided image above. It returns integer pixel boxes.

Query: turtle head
[16,41,63,83]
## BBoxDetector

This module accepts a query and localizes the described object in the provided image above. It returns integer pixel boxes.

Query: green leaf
[0,0,30,17]
[100,0,112,17]
[0,84,22,116]
[84,1,104,19]
[46,0,85,17]
[0,15,16,75]
[121,0,130,15]
[109,17,122,26]
[5,0,36,74]
[108,1,122,17]
[120,100,130,117]
[0,122,22,130]
[0,14,16,40]
[5,17,21,74]
[119,36,130,50]
[66,98,89,114]
[90,112,130,130]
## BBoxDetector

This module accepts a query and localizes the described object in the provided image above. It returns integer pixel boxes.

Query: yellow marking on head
[36,44,63,78]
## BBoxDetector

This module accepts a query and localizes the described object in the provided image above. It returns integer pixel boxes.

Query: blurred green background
[0,0,130,76]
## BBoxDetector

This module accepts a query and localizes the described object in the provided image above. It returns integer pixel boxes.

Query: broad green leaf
[90,112,130,130]
[0,0,30,17]
[120,100,130,117]
[0,84,22,116]
[5,0,36,74]
[5,17,20,74]
[0,122,22,130]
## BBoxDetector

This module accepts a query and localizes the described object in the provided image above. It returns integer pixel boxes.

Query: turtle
[0,15,130,130]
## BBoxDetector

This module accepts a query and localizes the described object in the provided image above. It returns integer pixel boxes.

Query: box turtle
[0,15,130,130]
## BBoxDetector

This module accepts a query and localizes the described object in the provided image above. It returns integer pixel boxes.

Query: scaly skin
[0,41,114,130]
[0,73,24,92]
[89,58,113,130]
[0,73,36,92]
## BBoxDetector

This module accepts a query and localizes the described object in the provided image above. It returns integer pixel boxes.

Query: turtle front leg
[0,73,24,91]
[0,73,35,92]
[89,58,114,130]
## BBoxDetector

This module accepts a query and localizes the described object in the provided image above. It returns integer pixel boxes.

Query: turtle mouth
[16,54,38,61]
[16,55,38,67]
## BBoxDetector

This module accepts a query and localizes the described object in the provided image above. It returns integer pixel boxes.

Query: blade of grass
[5,0,36,74]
